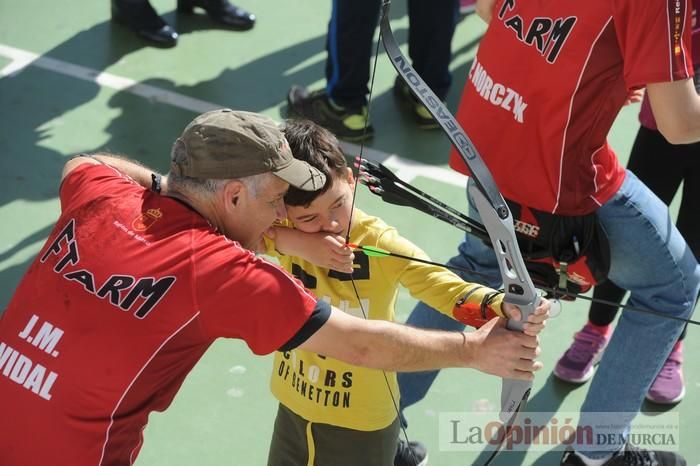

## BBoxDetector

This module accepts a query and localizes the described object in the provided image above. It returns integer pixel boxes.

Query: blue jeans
[397,172,699,455]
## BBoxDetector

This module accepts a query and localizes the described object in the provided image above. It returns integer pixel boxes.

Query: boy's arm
[376,228,548,335]
[267,226,355,274]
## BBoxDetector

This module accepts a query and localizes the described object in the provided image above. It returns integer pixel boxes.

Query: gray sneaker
[394,439,428,466]
[560,444,686,466]
[286,85,374,142]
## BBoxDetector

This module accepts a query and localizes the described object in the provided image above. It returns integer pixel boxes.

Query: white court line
[0,43,467,188]
[0,44,220,113]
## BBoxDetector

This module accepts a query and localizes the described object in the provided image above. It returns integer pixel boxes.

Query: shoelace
[655,353,682,381]
[567,328,607,363]
[617,443,656,466]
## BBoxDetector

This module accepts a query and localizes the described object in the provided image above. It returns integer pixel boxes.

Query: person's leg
[588,281,626,325]
[398,179,502,420]
[394,0,458,127]
[267,404,310,466]
[406,0,458,100]
[671,139,700,261]
[111,0,178,46]
[325,0,381,107]
[677,68,700,260]
[553,281,622,383]
[627,126,696,403]
[627,126,684,206]
[176,0,256,30]
[311,417,401,466]
[575,171,699,459]
[286,0,380,141]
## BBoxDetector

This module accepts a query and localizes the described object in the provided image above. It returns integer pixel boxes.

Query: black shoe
[393,77,441,129]
[561,444,686,466]
[286,85,374,142]
[111,0,178,47]
[177,0,255,30]
[394,439,428,466]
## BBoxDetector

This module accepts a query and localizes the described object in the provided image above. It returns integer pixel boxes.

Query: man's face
[223,173,289,250]
[285,168,354,238]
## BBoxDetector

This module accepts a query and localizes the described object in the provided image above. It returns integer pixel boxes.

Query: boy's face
[286,167,355,238]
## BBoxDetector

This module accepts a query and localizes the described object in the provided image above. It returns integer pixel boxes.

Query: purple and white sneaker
[646,346,685,404]
[554,323,610,383]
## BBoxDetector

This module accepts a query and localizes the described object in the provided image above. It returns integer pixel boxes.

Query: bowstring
[344,15,418,462]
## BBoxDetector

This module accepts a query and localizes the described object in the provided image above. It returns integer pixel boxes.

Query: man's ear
[223,180,245,209]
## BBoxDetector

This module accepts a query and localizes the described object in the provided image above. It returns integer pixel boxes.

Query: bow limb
[377,0,540,462]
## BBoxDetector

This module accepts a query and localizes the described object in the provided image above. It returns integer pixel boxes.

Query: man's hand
[467,317,543,381]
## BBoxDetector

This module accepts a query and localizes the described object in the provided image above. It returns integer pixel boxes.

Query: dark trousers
[267,404,400,466]
[325,0,459,108]
[589,125,700,339]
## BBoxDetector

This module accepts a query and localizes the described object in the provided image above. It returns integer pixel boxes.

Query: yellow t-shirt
[265,209,476,431]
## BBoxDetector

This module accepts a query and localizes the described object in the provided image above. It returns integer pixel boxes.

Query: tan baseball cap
[170,109,325,191]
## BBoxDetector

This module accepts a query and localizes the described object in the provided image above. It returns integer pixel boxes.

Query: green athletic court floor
[0,0,697,464]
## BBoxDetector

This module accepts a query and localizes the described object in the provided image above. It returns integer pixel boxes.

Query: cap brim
[273,159,326,191]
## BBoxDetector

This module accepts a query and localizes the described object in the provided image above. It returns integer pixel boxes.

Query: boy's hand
[266,227,354,272]
[453,290,549,337]
[306,233,355,273]
[503,299,550,337]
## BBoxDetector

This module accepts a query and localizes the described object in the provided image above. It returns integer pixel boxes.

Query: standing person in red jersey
[0,109,547,466]
[555,0,700,402]
[397,0,700,464]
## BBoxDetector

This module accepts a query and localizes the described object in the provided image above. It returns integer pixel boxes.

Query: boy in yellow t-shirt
[263,120,548,466]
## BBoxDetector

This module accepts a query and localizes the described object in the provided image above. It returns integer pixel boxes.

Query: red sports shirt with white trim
[449,0,695,214]
[0,163,322,466]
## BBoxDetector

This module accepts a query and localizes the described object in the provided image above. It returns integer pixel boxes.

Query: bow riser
[469,185,540,329]
[377,1,540,463]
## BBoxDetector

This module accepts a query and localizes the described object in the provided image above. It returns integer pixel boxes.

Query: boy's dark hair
[282,119,349,206]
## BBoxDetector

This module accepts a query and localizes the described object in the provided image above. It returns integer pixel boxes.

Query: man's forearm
[350,319,474,372]
[300,308,541,380]
[300,309,473,372]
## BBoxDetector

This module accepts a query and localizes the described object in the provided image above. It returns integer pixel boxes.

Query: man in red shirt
[0,109,548,466]
[398,0,700,465]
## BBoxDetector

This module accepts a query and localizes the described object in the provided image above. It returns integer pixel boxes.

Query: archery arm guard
[452,285,505,329]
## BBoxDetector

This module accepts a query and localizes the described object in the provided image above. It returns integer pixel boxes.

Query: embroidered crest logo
[132,208,163,231]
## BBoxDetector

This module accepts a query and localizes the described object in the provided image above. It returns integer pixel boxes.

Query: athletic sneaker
[286,85,374,141]
[646,346,685,404]
[459,0,477,15]
[393,77,440,129]
[395,439,428,466]
[561,444,686,465]
[553,323,610,383]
